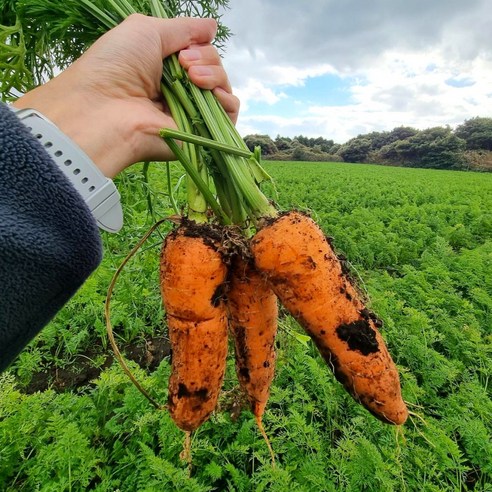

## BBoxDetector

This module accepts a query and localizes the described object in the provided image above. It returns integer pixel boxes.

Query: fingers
[152,16,218,58]
[179,44,224,70]
[213,87,240,124]
[119,15,239,123]
[180,45,231,91]
[179,44,239,123]
[188,65,232,93]
[122,14,217,56]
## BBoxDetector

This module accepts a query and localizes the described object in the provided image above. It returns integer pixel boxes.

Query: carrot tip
[255,415,276,467]
[180,431,193,465]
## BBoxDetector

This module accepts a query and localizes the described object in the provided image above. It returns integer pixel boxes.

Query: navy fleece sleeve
[0,104,103,372]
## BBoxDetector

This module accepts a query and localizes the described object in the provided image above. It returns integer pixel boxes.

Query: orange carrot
[227,256,278,423]
[160,221,228,432]
[250,211,408,425]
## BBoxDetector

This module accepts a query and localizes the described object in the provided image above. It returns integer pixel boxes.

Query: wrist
[9,104,124,233]
[12,77,126,179]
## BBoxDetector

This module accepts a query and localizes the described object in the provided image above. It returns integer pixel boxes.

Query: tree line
[244,117,492,171]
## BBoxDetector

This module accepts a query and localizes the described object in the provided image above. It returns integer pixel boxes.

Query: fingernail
[213,87,228,96]
[180,49,201,61]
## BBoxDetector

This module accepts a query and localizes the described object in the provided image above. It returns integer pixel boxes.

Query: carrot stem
[160,128,253,159]
[164,138,230,224]
[79,0,117,28]
[166,162,180,216]
[160,83,209,222]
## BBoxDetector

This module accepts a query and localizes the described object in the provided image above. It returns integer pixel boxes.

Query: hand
[12,14,240,178]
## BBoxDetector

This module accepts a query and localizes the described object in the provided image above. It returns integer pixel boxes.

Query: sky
[220,0,492,144]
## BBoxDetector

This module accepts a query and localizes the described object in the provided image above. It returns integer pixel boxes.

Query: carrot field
[1,161,491,491]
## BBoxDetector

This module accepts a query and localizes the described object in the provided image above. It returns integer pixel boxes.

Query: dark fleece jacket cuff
[0,103,103,372]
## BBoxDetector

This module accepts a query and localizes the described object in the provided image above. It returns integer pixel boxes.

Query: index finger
[152,16,218,58]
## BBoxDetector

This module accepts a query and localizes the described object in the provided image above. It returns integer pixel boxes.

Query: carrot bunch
[77,0,408,447]
[157,212,407,437]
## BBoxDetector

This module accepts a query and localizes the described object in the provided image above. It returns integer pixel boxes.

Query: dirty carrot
[250,211,408,425]
[160,221,228,432]
[227,256,278,453]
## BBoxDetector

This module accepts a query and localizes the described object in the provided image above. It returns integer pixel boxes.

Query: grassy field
[1,161,491,491]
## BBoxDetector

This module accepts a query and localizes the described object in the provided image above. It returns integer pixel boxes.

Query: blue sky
[291,75,354,107]
[221,0,492,144]
[261,74,354,116]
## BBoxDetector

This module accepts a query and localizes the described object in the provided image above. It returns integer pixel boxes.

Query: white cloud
[221,0,492,142]
[233,79,285,111]
[268,64,338,87]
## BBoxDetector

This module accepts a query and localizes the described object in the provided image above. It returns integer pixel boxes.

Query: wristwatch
[9,106,123,233]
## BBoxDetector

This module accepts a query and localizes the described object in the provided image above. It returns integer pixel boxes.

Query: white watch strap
[9,106,123,233]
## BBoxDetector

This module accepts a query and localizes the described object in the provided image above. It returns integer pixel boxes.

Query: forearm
[0,104,103,372]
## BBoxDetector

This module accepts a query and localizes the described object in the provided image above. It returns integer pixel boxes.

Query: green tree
[379,127,466,169]
[244,134,278,155]
[455,117,492,151]
[275,135,293,151]
[386,126,419,144]
[338,137,372,163]
[341,127,418,159]
[293,135,334,152]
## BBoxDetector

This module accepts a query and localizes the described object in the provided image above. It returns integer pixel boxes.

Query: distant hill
[245,117,492,171]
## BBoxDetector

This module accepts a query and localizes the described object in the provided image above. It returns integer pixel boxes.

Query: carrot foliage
[1,162,491,490]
